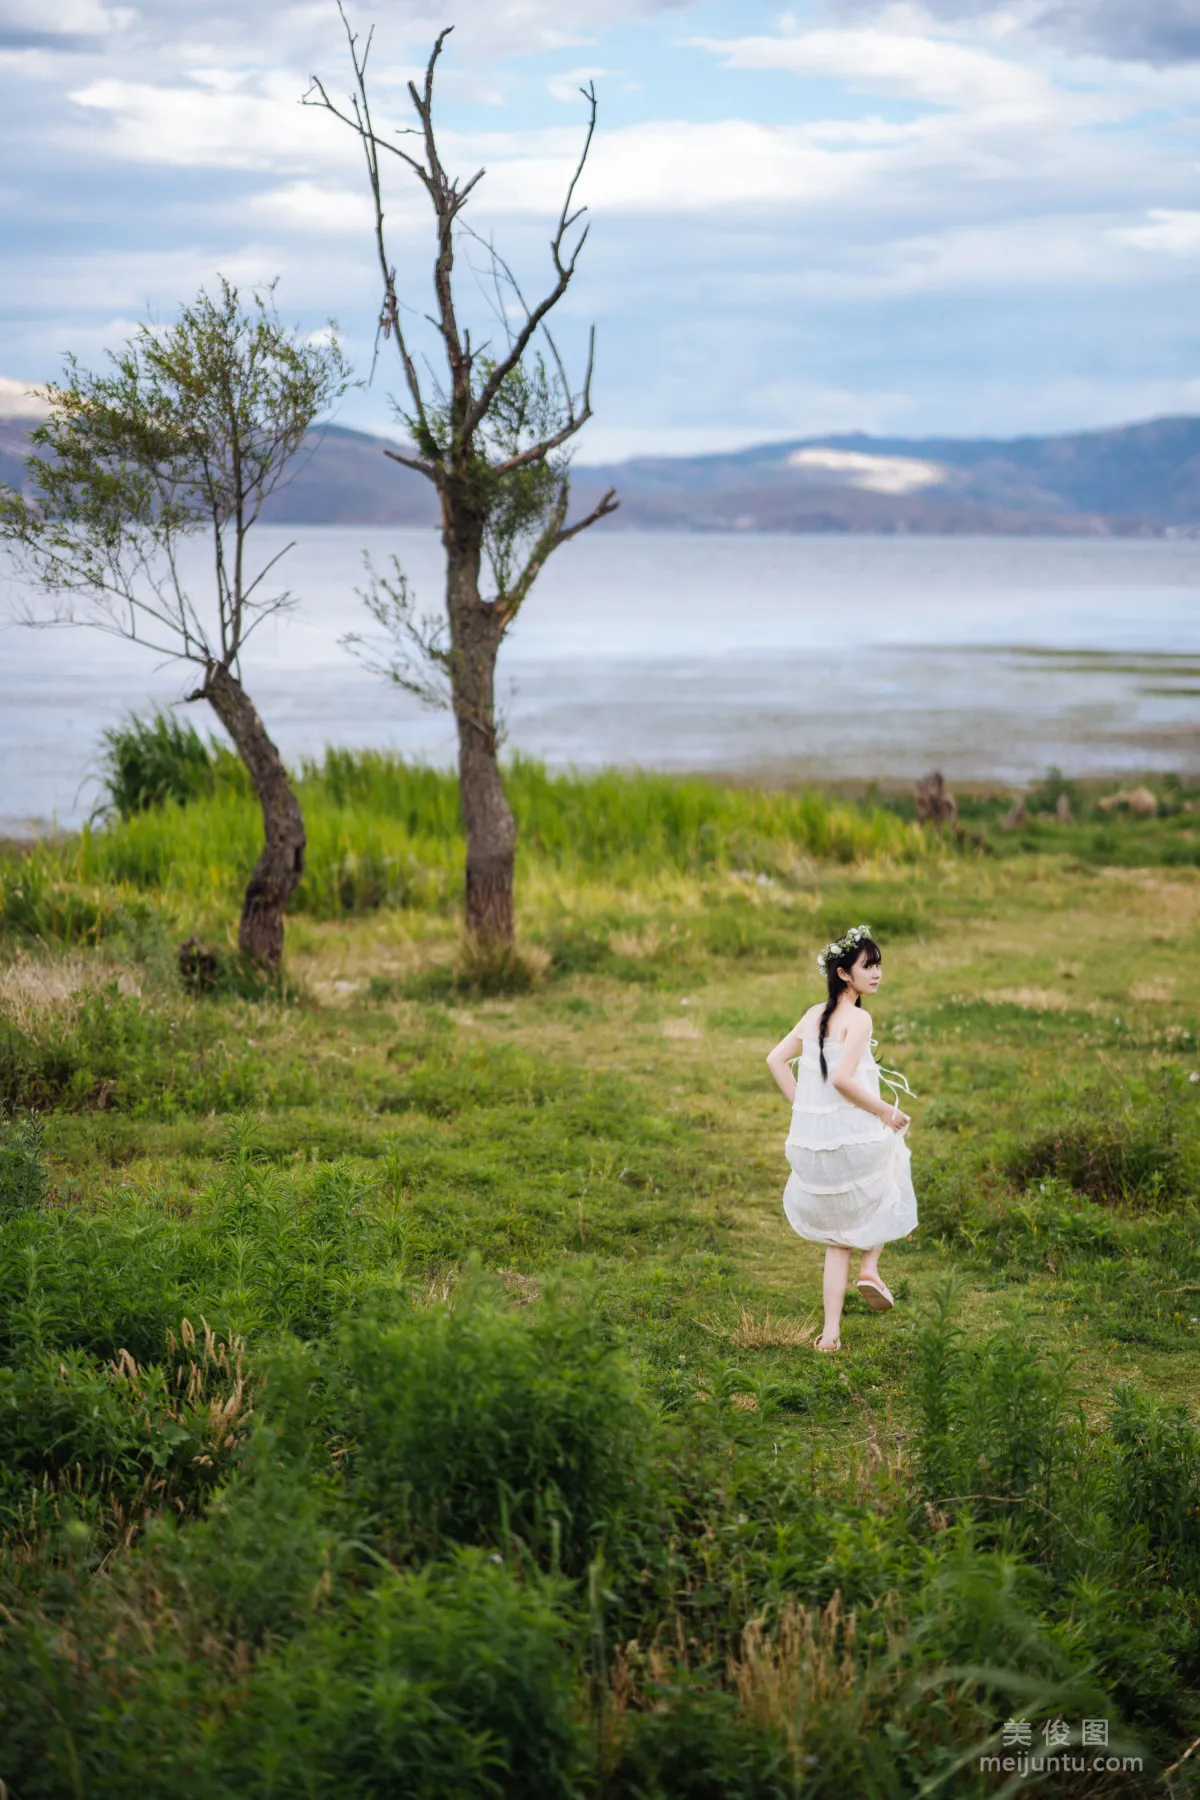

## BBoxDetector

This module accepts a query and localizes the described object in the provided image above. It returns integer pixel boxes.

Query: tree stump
[179,938,221,993]
[915,771,958,826]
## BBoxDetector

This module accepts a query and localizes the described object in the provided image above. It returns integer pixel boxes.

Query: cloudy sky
[1,0,1199,458]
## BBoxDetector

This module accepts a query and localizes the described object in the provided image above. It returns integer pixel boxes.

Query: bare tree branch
[493,484,618,632]
[490,328,596,475]
[459,223,592,474]
[342,553,452,711]
[555,485,619,545]
[464,83,597,439]
[303,3,434,443]
[403,29,475,391]
[383,446,438,477]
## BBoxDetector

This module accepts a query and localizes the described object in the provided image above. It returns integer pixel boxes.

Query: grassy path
[268,851,1200,1435]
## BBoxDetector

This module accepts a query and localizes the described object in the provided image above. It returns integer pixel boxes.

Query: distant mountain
[571,417,1200,536]
[4,412,1200,536]
[0,418,440,528]
[0,419,30,497]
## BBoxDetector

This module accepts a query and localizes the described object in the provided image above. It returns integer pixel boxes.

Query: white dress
[783,1036,918,1250]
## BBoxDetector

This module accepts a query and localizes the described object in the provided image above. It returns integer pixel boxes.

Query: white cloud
[0,0,131,35]
[2,0,1200,454]
[0,250,312,314]
[1112,209,1200,255]
[0,0,675,63]
[487,119,871,213]
[244,179,381,236]
[54,84,889,219]
[842,215,1147,296]
[42,11,1196,238]
[693,24,1057,116]
[823,0,1200,67]
[66,72,348,169]
[0,375,49,417]
[547,65,609,102]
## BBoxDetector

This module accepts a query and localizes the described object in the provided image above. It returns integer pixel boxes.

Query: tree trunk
[460,729,515,940]
[201,663,306,967]
[445,534,516,942]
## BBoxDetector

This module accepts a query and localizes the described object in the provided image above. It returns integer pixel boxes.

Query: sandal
[813,1334,841,1353]
[856,1277,894,1312]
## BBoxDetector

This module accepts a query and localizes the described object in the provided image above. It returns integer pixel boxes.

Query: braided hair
[816,930,881,1079]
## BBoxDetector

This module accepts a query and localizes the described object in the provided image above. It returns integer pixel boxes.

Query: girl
[765,925,917,1352]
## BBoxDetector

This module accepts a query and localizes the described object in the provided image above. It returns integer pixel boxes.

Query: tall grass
[99,710,224,819]
[305,750,934,874]
[1,749,936,939]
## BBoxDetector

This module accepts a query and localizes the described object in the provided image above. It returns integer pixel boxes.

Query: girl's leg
[859,1243,884,1283]
[819,1245,852,1346]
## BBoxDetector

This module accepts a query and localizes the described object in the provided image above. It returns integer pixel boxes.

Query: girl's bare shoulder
[796,1002,825,1035]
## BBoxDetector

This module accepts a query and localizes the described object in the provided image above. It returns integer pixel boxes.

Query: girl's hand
[885,1107,910,1133]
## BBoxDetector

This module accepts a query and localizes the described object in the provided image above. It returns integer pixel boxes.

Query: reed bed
[1,751,936,944]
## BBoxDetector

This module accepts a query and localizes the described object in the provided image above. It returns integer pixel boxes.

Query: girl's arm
[766,1023,805,1103]
[831,1013,909,1131]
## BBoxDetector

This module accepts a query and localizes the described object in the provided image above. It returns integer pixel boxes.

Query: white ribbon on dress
[876,1063,917,1108]
[868,1039,916,1138]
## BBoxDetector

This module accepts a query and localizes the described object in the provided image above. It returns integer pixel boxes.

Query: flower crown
[816,923,872,974]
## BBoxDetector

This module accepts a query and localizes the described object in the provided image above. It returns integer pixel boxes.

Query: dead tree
[0,279,350,967]
[306,13,617,942]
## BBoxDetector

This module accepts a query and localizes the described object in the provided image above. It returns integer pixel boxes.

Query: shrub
[1026,765,1081,819]
[99,710,219,818]
[228,1555,583,1798]
[0,1112,47,1217]
[0,1326,249,1534]
[1055,1576,1199,1739]
[608,1672,793,1800]
[0,1553,583,1800]
[178,937,296,1002]
[910,1283,1079,1551]
[207,1148,374,1338]
[0,1140,382,1370]
[1007,1073,1200,1208]
[1105,1387,1200,1590]
[0,1205,201,1366]
[328,1293,652,1573]
[158,1445,336,1644]
[402,934,540,1001]
[910,1278,964,1505]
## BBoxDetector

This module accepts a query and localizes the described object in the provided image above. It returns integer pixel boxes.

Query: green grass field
[3,749,1200,1797]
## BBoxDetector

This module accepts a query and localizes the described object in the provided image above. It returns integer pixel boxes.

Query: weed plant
[0,1111,47,1215]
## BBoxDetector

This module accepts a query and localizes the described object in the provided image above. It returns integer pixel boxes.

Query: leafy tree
[0,279,350,966]
[306,13,617,943]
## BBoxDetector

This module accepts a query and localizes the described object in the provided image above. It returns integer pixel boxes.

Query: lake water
[4,527,1200,833]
